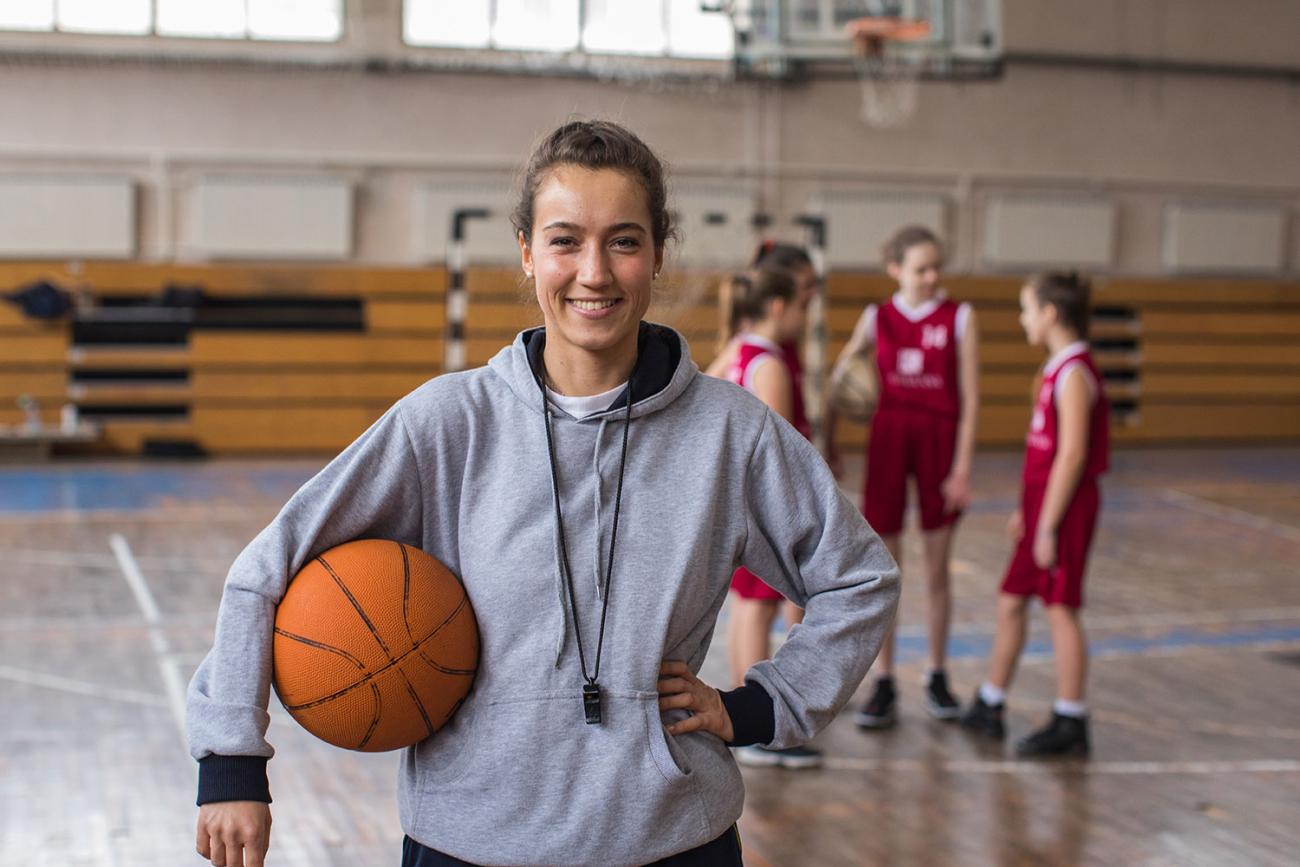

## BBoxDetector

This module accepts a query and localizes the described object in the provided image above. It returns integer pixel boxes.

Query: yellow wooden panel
[0,305,70,331]
[193,405,389,453]
[0,371,66,400]
[0,262,445,299]
[67,383,192,404]
[0,333,68,364]
[466,268,524,297]
[466,302,541,332]
[366,300,444,332]
[1140,371,1300,398]
[1143,342,1300,367]
[1117,401,1300,441]
[0,408,60,426]
[1141,311,1300,337]
[191,333,441,367]
[68,346,190,368]
[1098,279,1300,307]
[192,369,434,401]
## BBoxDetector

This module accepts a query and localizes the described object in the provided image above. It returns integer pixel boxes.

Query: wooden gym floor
[2,447,1298,866]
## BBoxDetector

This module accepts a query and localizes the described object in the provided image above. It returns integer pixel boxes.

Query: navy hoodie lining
[524,322,681,412]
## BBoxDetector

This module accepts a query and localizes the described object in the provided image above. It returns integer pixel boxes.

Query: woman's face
[520,165,661,360]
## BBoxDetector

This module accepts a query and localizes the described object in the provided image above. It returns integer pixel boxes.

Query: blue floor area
[895,623,1300,665]
[0,462,319,513]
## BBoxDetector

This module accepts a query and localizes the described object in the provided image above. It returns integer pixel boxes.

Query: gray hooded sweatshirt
[187,324,899,866]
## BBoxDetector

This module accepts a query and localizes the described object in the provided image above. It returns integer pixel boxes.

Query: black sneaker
[1015,713,1090,758]
[926,670,961,720]
[733,744,824,769]
[855,677,897,729]
[960,691,1006,740]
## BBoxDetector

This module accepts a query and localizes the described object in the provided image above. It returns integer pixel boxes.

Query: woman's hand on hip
[657,660,735,743]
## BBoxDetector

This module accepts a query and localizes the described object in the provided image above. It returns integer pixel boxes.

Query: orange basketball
[272,539,478,752]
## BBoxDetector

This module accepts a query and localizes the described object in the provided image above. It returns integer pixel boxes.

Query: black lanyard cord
[538,365,636,690]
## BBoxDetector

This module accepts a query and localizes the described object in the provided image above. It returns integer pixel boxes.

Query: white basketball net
[853,44,922,129]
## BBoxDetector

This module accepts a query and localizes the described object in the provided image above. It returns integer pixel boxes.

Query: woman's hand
[657,660,735,743]
[1033,526,1058,571]
[196,801,271,867]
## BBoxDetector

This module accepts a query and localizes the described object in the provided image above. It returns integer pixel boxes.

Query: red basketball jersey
[727,335,811,439]
[874,295,963,418]
[1023,343,1111,486]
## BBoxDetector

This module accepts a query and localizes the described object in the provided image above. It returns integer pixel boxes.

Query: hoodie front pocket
[645,701,693,782]
[410,691,713,864]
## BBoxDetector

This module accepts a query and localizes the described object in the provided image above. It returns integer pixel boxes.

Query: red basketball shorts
[1001,478,1100,609]
[730,567,784,602]
[863,407,961,536]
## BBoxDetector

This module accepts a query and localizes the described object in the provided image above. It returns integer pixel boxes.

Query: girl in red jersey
[829,226,980,728]
[961,272,1110,757]
[720,268,822,769]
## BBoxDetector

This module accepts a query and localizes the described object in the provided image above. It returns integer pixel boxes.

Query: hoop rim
[844,16,933,44]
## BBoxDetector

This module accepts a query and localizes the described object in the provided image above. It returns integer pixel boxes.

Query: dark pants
[402,826,743,866]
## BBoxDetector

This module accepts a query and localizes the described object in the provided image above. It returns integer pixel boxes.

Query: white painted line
[110,534,162,623]
[821,757,1300,776]
[1161,488,1300,542]
[109,533,188,744]
[0,664,168,708]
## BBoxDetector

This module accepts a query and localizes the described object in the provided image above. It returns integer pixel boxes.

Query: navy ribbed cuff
[196,755,271,806]
[719,681,776,747]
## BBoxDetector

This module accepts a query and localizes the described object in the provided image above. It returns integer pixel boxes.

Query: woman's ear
[519,231,533,278]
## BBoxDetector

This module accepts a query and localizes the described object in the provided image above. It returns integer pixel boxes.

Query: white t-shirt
[545,381,629,419]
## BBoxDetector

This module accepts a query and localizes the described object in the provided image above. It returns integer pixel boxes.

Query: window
[403,0,733,59]
[0,1,55,31]
[493,0,580,52]
[0,0,344,42]
[56,0,151,35]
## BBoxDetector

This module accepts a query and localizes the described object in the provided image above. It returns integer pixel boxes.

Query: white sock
[1054,698,1087,718]
[979,682,1005,706]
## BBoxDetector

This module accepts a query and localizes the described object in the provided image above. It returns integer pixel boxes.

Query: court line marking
[0,664,168,708]
[821,757,1300,776]
[109,533,188,745]
[1161,488,1300,542]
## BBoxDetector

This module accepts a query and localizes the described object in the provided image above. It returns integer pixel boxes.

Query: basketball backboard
[723,0,1002,80]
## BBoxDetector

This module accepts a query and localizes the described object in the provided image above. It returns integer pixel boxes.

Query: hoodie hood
[488,321,695,420]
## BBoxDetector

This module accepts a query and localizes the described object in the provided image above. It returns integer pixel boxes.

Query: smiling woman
[187,118,899,867]
[514,122,672,398]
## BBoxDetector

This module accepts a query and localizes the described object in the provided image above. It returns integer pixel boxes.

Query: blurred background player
[829,226,980,728]
[962,272,1110,757]
[718,267,823,769]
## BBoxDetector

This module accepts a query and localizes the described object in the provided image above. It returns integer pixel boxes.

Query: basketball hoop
[846,16,931,129]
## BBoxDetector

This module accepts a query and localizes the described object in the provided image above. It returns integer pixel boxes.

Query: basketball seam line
[317,554,398,662]
[357,683,382,750]
[399,542,414,646]
[278,596,476,711]
[395,543,435,739]
[273,627,366,669]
